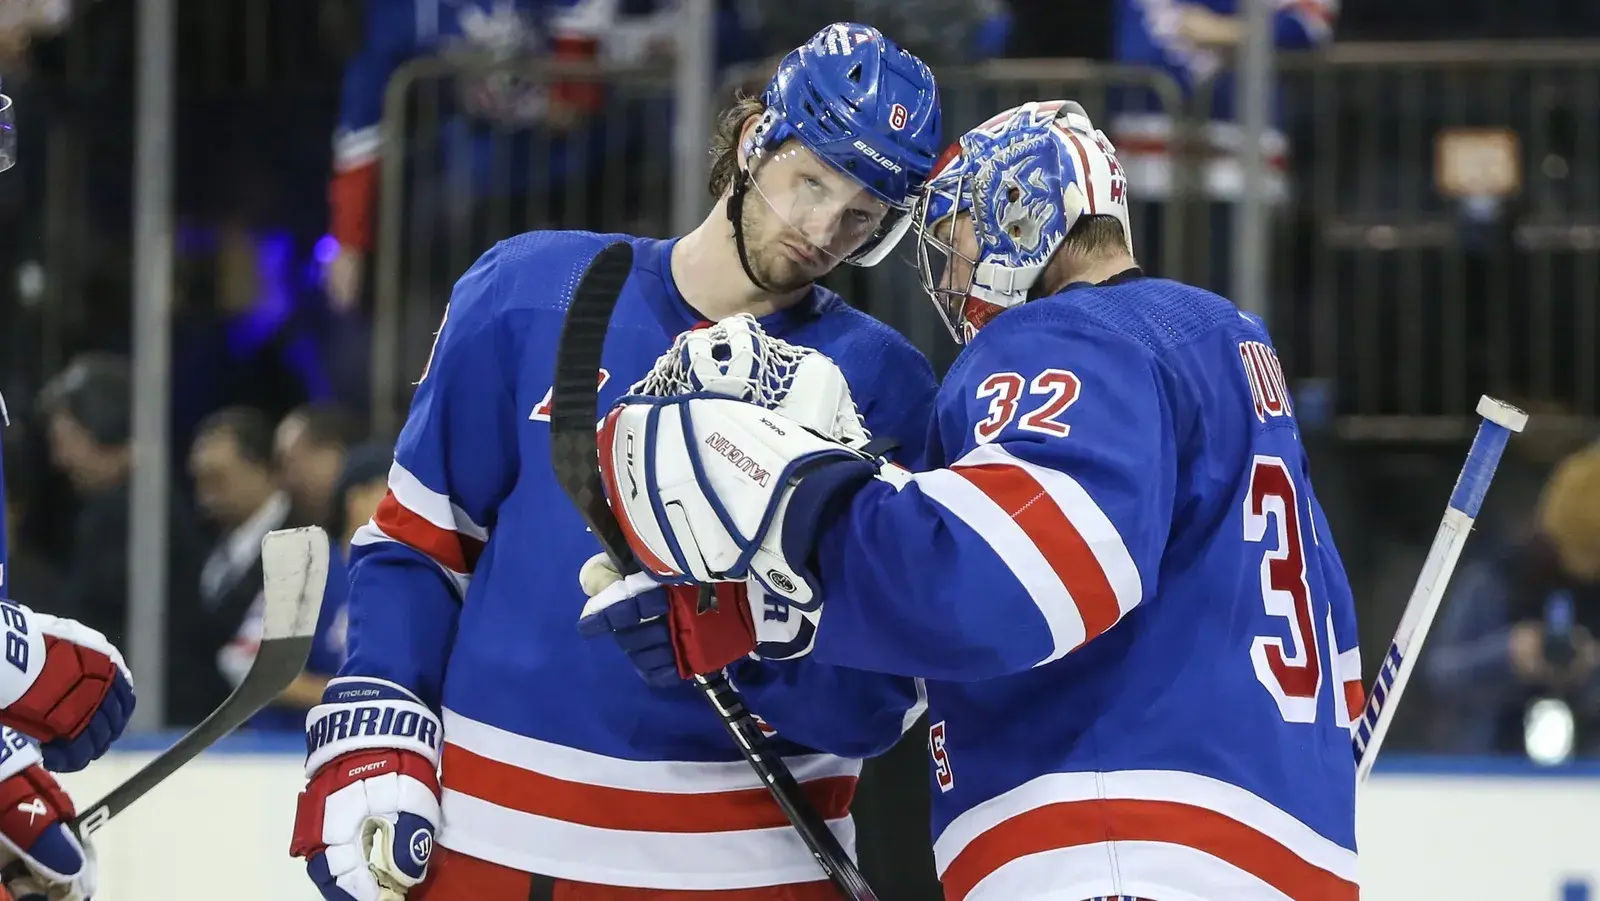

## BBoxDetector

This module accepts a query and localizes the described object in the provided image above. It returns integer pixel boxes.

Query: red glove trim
[0,635,118,744]
[0,765,74,852]
[666,583,756,678]
[290,749,439,859]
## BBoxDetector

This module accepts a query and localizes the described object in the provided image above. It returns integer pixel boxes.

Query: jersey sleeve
[1306,485,1365,730]
[329,0,420,251]
[809,320,1178,682]
[341,245,522,709]
[1274,0,1335,49]
[852,336,939,470]
[709,329,936,758]
[728,660,926,759]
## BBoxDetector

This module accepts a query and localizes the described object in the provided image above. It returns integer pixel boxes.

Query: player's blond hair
[708,94,766,199]
[1536,443,1600,581]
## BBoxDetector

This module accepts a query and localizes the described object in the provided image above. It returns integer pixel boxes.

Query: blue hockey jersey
[1108,0,1335,201]
[343,231,936,888]
[1113,0,1333,118]
[329,0,756,251]
[806,273,1361,900]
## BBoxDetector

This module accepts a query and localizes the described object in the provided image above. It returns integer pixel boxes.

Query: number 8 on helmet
[726,22,942,293]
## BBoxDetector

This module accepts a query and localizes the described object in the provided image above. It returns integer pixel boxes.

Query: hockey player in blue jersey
[584,100,1362,900]
[289,22,943,901]
[0,84,135,901]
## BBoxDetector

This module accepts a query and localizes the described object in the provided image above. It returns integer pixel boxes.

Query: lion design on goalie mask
[973,132,1064,267]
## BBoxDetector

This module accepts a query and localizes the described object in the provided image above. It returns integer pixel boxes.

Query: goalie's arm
[342,246,523,706]
[802,326,1177,682]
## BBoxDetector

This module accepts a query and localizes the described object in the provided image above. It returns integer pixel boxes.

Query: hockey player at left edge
[0,80,138,901]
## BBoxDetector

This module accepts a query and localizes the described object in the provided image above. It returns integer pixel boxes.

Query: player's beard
[738,193,833,294]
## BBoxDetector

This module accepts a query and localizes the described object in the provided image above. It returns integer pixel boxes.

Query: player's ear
[736,112,763,172]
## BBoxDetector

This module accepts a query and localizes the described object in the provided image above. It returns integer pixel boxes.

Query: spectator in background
[1423,444,1600,755]
[186,407,293,721]
[39,353,207,724]
[741,1,1011,72]
[1,433,59,605]
[39,354,196,637]
[274,403,359,528]
[325,0,633,310]
[236,441,387,732]
[330,441,391,553]
[1109,0,1335,288]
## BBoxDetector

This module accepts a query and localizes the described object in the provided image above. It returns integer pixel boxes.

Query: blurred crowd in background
[0,0,1598,768]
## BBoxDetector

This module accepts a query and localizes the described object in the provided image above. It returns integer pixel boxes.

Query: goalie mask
[728,23,941,291]
[914,100,1132,344]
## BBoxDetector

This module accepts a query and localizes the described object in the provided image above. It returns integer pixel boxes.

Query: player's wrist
[304,677,442,776]
[779,454,880,586]
[0,729,40,782]
[0,600,48,710]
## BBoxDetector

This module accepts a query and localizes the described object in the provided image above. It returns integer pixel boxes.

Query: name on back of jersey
[1238,341,1293,423]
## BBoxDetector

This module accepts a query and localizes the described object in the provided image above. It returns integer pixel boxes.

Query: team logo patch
[889,103,908,131]
[16,798,46,825]
[767,569,797,595]
[409,828,433,867]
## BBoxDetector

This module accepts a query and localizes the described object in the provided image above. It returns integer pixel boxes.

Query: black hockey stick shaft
[549,241,876,900]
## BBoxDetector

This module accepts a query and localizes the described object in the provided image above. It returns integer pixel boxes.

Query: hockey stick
[1353,396,1528,782]
[54,527,326,847]
[549,241,877,901]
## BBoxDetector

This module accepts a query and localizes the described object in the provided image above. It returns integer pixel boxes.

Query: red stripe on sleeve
[951,463,1122,643]
[373,490,484,575]
[329,163,378,252]
[1343,680,1365,720]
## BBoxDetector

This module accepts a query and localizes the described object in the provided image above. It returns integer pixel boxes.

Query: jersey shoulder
[1057,276,1246,355]
[464,229,640,317]
[806,289,926,364]
[953,276,1261,386]
[803,289,936,397]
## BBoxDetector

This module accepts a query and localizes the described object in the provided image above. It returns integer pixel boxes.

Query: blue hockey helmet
[915,100,1133,343]
[739,23,942,268]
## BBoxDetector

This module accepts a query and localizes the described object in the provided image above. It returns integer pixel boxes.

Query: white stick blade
[260,526,330,641]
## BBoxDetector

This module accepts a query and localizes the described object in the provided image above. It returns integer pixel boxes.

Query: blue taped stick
[1355,396,1527,783]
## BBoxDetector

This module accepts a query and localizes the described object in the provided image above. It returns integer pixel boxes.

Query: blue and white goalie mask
[914,100,1133,344]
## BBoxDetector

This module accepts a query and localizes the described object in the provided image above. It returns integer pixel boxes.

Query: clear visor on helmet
[0,94,14,173]
[913,175,981,343]
[745,142,898,266]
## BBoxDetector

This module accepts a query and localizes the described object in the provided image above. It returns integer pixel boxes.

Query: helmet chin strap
[727,169,793,297]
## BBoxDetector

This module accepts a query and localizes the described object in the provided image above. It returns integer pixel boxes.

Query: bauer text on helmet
[915,100,1133,343]
[728,21,941,291]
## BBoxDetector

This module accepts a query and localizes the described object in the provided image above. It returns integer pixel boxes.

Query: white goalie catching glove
[581,314,885,674]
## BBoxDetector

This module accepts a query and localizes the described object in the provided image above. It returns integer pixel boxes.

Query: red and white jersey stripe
[908,443,1143,667]
[435,710,861,889]
[933,769,1359,901]
[352,461,491,599]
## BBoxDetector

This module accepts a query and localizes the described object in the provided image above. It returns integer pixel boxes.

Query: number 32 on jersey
[973,369,1082,444]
